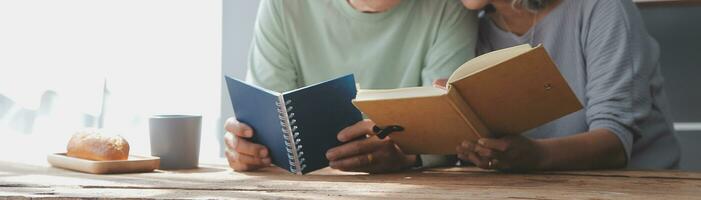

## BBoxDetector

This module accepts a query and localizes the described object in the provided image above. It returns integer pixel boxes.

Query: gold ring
[367,154,374,164]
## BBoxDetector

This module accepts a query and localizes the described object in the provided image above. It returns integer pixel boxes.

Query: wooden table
[1,160,701,199]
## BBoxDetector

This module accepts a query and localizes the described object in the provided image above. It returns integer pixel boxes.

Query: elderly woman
[455,0,681,171]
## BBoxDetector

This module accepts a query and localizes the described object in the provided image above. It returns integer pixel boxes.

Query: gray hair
[511,0,556,12]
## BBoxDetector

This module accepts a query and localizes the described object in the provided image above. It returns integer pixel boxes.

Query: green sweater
[245,0,478,92]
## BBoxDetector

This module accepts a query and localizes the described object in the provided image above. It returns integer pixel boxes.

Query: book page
[447,44,532,84]
[356,87,446,101]
[449,46,583,135]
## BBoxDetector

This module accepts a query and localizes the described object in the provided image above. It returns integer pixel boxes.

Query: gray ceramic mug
[149,115,202,169]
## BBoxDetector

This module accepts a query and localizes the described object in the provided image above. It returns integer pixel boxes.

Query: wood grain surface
[1,160,700,199]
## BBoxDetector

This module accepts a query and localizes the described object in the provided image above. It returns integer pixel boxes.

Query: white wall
[219,0,261,155]
[0,0,223,161]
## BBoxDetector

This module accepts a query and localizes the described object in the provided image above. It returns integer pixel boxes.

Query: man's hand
[456,135,548,172]
[325,120,416,173]
[223,117,272,171]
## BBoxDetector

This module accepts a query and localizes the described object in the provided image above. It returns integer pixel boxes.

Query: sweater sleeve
[582,0,656,164]
[421,1,478,86]
[245,0,298,92]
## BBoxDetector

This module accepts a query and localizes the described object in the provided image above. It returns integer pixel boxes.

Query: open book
[353,44,583,154]
[226,74,362,174]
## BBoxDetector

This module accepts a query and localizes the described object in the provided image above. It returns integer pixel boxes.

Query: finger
[235,138,269,157]
[456,146,471,161]
[433,79,448,89]
[478,138,509,152]
[225,132,269,157]
[468,151,490,169]
[224,118,253,138]
[326,137,385,161]
[223,117,239,133]
[337,120,375,142]
[225,150,269,171]
[456,141,477,161]
[456,145,469,156]
[224,131,237,150]
[456,141,474,158]
[457,141,476,153]
[329,153,373,171]
[226,149,270,166]
[227,159,252,171]
[474,144,497,159]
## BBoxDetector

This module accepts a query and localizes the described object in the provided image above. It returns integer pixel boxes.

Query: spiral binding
[276,99,306,174]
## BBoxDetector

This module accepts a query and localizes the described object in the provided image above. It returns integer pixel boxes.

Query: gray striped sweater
[477,0,680,169]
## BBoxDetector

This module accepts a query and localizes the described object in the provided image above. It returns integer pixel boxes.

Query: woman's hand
[223,117,272,171]
[456,135,549,172]
[326,120,417,173]
[433,79,448,90]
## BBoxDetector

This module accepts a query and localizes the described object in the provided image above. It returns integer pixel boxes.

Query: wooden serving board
[47,153,160,174]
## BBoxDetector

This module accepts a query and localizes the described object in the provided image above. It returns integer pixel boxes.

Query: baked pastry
[66,129,130,161]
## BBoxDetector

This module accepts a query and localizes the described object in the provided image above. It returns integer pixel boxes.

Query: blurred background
[0,0,699,170]
[0,0,222,162]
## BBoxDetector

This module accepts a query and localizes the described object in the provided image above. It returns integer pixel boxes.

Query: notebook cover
[450,46,583,135]
[352,45,582,154]
[225,76,294,172]
[282,74,362,174]
[352,89,485,154]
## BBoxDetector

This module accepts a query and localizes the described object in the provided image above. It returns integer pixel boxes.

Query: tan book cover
[353,44,583,154]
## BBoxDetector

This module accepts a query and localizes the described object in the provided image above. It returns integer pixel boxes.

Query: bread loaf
[66,130,130,161]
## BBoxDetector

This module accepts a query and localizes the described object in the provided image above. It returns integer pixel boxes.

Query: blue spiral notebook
[225,74,362,174]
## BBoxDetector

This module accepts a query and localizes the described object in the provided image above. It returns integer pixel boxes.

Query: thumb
[337,120,375,142]
[433,79,448,89]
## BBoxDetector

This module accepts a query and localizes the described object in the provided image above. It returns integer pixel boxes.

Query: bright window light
[0,0,222,163]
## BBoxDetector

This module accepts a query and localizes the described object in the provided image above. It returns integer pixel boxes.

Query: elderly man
[224,0,478,173]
